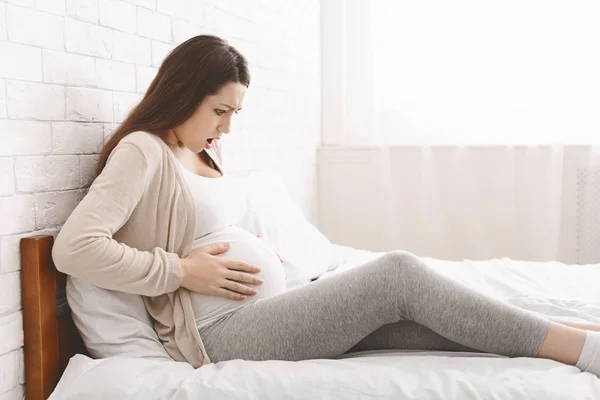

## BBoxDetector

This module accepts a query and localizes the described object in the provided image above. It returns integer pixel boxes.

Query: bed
[21,234,600,399]
[20,235,87,400]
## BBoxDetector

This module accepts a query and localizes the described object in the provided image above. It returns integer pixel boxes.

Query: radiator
[575,167,600,264]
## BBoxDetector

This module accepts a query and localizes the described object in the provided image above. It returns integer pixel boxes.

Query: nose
[218,117,231,135]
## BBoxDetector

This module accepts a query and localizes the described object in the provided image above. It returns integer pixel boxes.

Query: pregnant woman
[53,35,600,379]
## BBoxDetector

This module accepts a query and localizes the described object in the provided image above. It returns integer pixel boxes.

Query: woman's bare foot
[536,322,600,378]
[537,322,586,366]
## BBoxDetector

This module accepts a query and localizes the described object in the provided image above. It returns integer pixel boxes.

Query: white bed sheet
[50,246,600,400]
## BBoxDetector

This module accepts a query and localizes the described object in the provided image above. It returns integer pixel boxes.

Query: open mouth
[205,137,219,149]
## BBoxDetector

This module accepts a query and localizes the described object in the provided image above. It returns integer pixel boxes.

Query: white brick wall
[0,0,320,397]
[113,91,141,122]
[98,0,136,33]
[0,3,6,41]
[66,0,98,23]
[0,196,35,235]
[124,0,154,10]
[113,30,151,64]
[0,80,6,119]
[35,0,66,16]
[150,39,174,67]
[7,81,65,120]
[0,42,42,81]
[95,59,136,92]
[65,18,113,58]
[6,4,64,50]
[43,50,96,86]
[0,385,23,400]
[52,122,104,154]
[66,87,113,121]
[0,120,52,156]
[0,313,22,356]
[137,7,171,42]
[0,159,14,196]
[135,65,157,93]
[157,0,187,19]
[4,0,32,7]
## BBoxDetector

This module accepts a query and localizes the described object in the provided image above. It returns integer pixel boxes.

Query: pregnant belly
[189,226,287,328]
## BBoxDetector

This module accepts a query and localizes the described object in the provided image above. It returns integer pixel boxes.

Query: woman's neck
[162,129,180,147]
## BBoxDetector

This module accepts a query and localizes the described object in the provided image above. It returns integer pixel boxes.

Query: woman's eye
[215,109,226,116]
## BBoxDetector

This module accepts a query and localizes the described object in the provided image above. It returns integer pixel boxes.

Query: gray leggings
[200,251,550,363]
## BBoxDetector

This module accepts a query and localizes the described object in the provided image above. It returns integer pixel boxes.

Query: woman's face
[172,81,246,153]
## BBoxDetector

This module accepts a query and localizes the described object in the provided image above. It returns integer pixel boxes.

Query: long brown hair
[97,35,250,173]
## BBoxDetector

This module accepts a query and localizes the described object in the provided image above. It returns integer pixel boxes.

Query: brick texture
[0,3,6,41]
[6,4,64,50]
[67,0,99,23]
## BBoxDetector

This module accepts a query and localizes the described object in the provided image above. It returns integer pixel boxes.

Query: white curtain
[319,144,600,264]
[378,145,600,263]
[319,0,600,262]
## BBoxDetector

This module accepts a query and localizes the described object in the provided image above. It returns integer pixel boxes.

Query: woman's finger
[226,270,263,285]
[201,242,230,255]
[226,260,261,273]
[215,287,247,301]
[222,280,258,296]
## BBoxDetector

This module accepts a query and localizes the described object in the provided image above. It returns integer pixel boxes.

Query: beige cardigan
[53,131,224,367]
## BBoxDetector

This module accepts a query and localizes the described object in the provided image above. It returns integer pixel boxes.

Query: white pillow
[232,170,335,288]
[67,276,171,361]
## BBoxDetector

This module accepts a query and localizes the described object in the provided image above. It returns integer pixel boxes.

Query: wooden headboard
[21,235,87,400]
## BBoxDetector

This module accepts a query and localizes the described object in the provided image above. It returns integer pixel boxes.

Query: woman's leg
[570,322,600,332]
[350,319,598,358]
[200,251,584,368]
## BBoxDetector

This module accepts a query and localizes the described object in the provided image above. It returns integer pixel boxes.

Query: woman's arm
[52,142,182,296]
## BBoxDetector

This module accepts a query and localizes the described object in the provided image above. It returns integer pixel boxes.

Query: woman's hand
[179,243,264,300]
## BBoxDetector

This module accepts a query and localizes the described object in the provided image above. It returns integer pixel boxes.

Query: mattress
[50,246,600,399]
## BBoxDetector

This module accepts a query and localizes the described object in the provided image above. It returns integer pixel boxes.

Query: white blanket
[50,247,600,399]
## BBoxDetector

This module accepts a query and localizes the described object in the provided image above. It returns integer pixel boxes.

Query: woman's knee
[375,250,424,276]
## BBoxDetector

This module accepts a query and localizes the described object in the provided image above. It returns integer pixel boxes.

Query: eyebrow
[219,103,242,111]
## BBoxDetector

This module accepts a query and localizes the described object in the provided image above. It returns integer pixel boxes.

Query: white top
[181,162,247,239]
[177,152,287,331]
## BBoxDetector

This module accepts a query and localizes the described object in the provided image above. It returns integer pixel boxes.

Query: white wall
[0,1,320,398]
